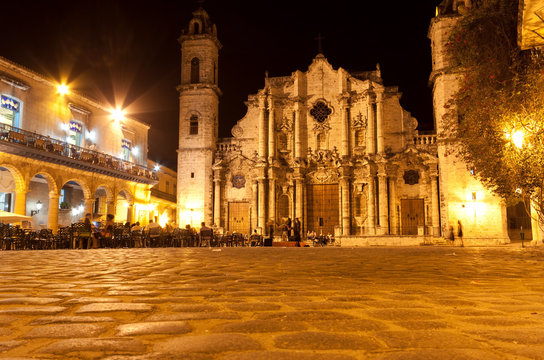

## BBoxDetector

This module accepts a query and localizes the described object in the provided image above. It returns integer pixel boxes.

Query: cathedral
[177,4,538,245]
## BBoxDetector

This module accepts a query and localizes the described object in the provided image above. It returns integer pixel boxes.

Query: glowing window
[0,95,21,128]
[121,139,131,161]
[68,120,83,146]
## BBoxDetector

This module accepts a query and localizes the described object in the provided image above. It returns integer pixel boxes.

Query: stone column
[268,101,275,161]
[366,96,376,154]
[14,188,28,216]
[341,178,351,235]
[127,203,134,224]
[367,177,376,235]
[107,200,116,217]
[341,102,350,157]
[378,174,388,235]
[47,194,59,234]
[430,172,440,237]
[294,102,302,159]
[84,199,94,217]
[258,178,266,231]
[213,176,221,227]
[258,96,267,159]
[388,178,398,235]
[268,177,276,234]
[295,178,303,223]
[376,93,385,154]
[251,181,258,232]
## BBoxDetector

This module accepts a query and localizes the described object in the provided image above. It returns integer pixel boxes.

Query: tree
[443,0,544,234]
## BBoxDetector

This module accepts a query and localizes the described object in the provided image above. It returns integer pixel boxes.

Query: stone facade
[177,5,533,245]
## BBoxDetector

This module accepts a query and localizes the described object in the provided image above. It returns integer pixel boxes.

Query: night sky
[1,0,441,170]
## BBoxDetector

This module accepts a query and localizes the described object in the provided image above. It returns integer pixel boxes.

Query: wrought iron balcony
[150,188,176,203]
[0,123,158,184]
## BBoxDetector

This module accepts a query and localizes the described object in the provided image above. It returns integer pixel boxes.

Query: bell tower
[429,1,508,244]
[177,6,221,228]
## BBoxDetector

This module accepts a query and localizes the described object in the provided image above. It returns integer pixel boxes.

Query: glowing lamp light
[111,107,125,123]
[153,164,160,172]
[511,130,524,149]
[85,130,96,141]
[158,210,169,228]
[57,83,69,96]
[516,188,522,195]
[131,146,140,156]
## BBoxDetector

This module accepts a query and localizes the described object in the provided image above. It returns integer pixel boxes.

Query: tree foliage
[444,0,544,231]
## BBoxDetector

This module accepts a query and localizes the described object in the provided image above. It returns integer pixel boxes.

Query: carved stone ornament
[231,124,243,138]
[231,174,246,189]
[313,121,331,132]
[310,168,339,184]
[277,116,293,132]
[352,112,367,129]
[403,170,419,185]
[307,148,340,165]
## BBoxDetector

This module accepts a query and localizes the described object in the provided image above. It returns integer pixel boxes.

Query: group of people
[280,217,302,246]
[80,213,115,249]
[449,220,464,247]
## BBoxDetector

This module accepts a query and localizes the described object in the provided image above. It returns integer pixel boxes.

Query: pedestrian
[294,218,301,247]
[448,225,455,246]
[457,220,464,247]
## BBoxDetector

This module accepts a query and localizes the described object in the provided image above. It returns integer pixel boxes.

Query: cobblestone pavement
[1,246,544,359]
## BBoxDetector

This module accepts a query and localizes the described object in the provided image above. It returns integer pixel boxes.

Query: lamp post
[31,200,42,216]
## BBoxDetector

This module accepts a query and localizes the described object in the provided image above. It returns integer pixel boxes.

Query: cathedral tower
[177,7,221,228]
[429,1,508,244]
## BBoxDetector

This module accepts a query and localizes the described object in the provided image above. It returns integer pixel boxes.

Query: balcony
[0,124,158,185]
[150,188,176,203]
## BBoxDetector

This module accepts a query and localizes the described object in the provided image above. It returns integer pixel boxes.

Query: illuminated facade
[0,56,158,232]
[177,5,534,245]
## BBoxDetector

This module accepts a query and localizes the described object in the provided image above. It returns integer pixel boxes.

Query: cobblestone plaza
[1,246,544,359]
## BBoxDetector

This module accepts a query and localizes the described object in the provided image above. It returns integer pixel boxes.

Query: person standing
[457,220,464,247]
[294,218,301,247]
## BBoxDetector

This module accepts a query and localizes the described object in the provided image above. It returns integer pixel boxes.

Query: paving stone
[66,297,123,304]
[23,323,108,338]
[374,349,502,360]
[170,304,220,312]
[0,306,66,315]
[496,344,544,360]
[146,312,241,321]
[287,301,358,310]
[38,337,146,354]
[274,331,382,350]
[311,319,389,332]
[30,315,116,325]
[0,297,62,305]
[221,351,357,360]
[0,340,26,352]
[154,334,262,354]
[256,311,357,321]
[471,328,544,344]
[107,290,160,296]
[117,321,192,336]
[459,316,537,326]
[366,309,441,321]
[225,303,281,312]
[212,320,307,333]
[0,315,18,325]
[375,330,485,349]
[104,354,213,360]
[76,303,153,313]
[395,320,451,330]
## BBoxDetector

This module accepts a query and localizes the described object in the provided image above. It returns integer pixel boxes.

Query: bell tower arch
[177,6,221,227]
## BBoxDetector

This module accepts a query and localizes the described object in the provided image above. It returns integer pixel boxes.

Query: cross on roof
[314,33,325,54]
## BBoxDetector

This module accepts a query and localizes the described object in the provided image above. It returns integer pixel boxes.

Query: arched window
[193,22,200,34]
[189,115,198,135]
[191,58,200,84]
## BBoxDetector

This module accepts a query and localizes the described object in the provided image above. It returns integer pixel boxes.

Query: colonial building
[177,4,537,245]
[0,56,158,231]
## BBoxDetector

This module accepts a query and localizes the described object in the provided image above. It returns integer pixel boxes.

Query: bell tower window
[194,22,200,34]
[191,58,200,84]
[190,115,199,135]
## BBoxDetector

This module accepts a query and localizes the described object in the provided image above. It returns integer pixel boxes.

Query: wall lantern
[31,200,43,216]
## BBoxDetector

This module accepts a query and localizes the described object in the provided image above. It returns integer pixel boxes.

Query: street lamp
[56,83,69,96]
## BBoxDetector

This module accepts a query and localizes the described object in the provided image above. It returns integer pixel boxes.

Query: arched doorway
[0,167,16,212]
[115,189,132,224]
[58,181,86,227]
[507,200,533,242]
[27,174,51,229]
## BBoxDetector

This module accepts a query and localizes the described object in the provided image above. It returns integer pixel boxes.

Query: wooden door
[228,202,249,235]
[307,184,339,235]
[401,199,424,235]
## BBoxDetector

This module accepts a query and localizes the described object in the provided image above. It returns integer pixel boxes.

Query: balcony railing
[413,134,437,147]
[150,188,176,203]
[0,123,158,183]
